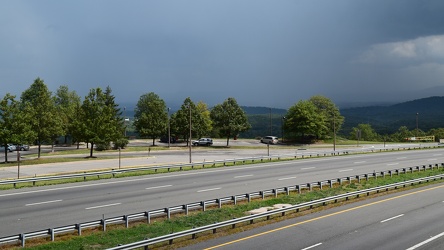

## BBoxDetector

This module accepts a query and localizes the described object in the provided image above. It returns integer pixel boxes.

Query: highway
[0,147,443,238]
[186,183,444,250]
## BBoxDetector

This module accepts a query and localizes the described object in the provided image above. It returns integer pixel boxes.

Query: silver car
[260,136,278,144]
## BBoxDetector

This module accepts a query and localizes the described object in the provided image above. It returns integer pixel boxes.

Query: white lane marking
[397,157,407,159]
[387,163,399,166]
[278,176,297,181]
[85,203,121,210]
[380,214,404,223]
[339,169,353,172]
[301,242,322,250]
[406,231,444,250]
[427,158,437,161]
[145,185,172,190]
[197,187,221,193]
[433,154,442,156]
[234,175,253,178]
[354,161,366,164]
[25,200,62,206]
[301,167,315,170]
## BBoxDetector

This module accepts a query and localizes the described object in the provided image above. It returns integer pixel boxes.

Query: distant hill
[340,96,444,135]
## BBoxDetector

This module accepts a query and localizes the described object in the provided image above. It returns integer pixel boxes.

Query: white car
[260,136,278,144]
[0,144,15,152]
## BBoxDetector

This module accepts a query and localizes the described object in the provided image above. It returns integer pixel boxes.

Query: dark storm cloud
[1,0,444,109]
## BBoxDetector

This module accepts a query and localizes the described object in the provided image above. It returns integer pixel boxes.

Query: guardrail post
[50,228,55,241]
[329,180,333,188]
[233,196,237,205]
[125,215,129,228]
[201,201,206,212]
[101,219,106,231]
[297,185,301,194]
[365,174,369,181]
[357,175,361,183]
[338,178,343,185]
[20,233,25,247]
[217,199,221,208]
[273,189,278,197]
[318,182,322,190]
[261,191,265,199]
[183,204,189,215]
[285,187,290,195]
[308,183,312,191]
[76,223,82,235]
[247,194,251,202]
[165,208,171,219]
[146,211,151,224]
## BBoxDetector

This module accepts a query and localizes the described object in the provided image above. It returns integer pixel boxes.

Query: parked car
[15,144,30,151]
[260,136,278,144]
[192,138,213,146]
[0,144,15,152]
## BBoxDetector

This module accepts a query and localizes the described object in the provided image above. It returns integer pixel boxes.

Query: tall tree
[210,97,251,146]
[133,92,168,145]
[21,78,63,158]
[349,123,378,141]
[285,100,326,141]
[54,85,81,144]
[309,95,344,138]
[80,87,124,157]
[195,101,212,138]
[0,94,34,162]
[170,98,198,146]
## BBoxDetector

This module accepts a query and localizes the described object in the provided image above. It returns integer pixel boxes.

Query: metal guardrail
[1,162,443,248]
[1,144,441,187]
[108,173,444,250]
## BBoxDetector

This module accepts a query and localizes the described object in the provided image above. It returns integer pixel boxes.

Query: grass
[5,167,443,250]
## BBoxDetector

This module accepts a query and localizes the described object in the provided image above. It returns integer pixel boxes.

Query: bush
[113,138,129,149]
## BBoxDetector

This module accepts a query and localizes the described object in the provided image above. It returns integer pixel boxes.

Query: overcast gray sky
[2,0,444,109]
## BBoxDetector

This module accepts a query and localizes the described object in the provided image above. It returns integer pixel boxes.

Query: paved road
[184,183,444,250]
[0,141,434,179]
[0,148,443,237]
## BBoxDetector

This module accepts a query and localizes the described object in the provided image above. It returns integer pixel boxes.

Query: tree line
[0,78,252,162]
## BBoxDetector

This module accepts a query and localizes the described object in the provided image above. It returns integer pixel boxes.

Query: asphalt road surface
[184,183,444,250]
[0,147,443,238]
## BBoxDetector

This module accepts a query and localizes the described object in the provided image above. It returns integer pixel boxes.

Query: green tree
[54,85,81,144]
[170,98,197,145]
[195,101,212,138]
[349,123,378,141]
[392,126,413,142]
[428,128,444,142]
[285,100,326,141]
[80,87,124,157]
[21,78,63,158]
[309,95,344,138]
[0,94,34,162]
[133,92,168,145]
[210,97,251,146]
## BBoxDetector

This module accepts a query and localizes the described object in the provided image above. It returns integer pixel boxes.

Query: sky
[1,0,444,109]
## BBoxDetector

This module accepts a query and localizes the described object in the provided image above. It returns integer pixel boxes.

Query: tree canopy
[134,92,168,145]
[210,97,251,146]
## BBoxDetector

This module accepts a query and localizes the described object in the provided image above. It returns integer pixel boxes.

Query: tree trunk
[89,143,94,157]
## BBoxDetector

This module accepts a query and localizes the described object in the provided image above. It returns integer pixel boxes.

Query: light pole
[281,116,286,143]
[189,105,192,163]
[416,112,419,137]
[333,113,336,152]
[269,108,272,135]
[167,107,171,148]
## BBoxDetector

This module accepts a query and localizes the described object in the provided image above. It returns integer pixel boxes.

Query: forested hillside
[340,96,444,136]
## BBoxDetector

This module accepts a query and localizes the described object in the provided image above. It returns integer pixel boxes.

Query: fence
[0,162,443,247]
